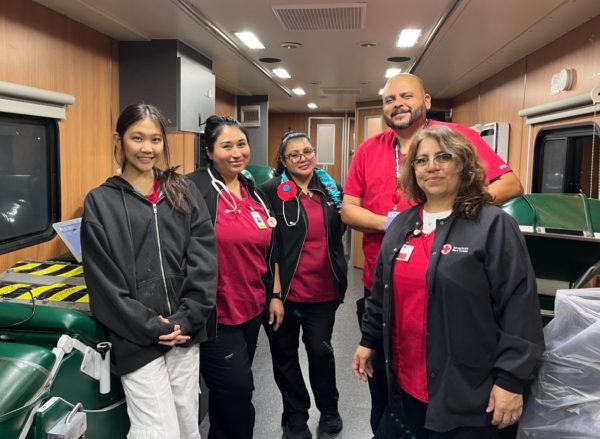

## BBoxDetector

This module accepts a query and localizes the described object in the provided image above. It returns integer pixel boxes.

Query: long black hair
[274,131,312,176]
[203,115,249,159]
[115,103,195,215]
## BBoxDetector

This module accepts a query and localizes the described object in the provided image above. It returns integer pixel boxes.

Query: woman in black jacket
[261,132,348,439]
[352,125,544,438]
[187,115,277,439]
[82,104,217,439]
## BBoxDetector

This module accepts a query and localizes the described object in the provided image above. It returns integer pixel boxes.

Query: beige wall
[451,15,600,186]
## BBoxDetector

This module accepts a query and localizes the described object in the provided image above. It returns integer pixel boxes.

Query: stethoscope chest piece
[267,217,278,228]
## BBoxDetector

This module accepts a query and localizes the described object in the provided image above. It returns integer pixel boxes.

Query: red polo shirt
[344,122,511,290]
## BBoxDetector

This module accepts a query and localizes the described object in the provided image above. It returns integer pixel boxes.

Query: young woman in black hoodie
[81,104,217,439]
[187,115,277,439]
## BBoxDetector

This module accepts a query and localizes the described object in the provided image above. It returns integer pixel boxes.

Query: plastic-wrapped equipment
[518,288,600,438]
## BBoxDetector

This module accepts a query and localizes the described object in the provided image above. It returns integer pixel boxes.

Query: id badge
[396,244,414,262]
[251,211,267,229]
[385,211,400,230]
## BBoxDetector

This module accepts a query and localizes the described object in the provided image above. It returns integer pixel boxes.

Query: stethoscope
[282,196,301,227]
[207,168,277,228]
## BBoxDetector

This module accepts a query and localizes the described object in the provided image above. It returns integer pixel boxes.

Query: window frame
[0,112,61,254]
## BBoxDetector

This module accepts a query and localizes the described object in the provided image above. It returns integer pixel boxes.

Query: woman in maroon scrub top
[187,115,278,439]
[353,125,544,439]
[260,132,348,439]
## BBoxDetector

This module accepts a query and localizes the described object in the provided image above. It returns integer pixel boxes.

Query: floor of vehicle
[200,267,373,438]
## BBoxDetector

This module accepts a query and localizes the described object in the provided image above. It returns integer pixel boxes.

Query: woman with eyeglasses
[187,115,277,439]
[353,125,544,439]
[259,132,347,439]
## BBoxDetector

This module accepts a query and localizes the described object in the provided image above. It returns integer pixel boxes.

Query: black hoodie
[81,176,217,375]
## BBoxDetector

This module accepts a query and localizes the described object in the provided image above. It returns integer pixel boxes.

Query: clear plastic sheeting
[518,288,600,438]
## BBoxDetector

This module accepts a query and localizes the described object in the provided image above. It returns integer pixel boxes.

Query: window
[533,123,600,198]
[0,113,60,254]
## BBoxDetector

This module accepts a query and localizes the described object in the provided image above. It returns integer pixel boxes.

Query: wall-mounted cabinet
[119,40,215,133]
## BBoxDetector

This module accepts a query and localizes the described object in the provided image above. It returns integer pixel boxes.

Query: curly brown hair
[400,125,493,219]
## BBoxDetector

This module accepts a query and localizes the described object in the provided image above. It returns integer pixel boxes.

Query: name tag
[396,244,414,262]
[385,211,400,230]
[251,211,267,229]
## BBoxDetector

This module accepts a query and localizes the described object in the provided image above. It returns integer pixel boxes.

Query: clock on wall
[551,68,574,95]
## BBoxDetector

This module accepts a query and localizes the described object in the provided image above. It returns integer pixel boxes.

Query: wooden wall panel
[215,87,235,117]
[451,85,480,126]
[524,15,600,108]
[166,131,196,174]
[478,60,527,177]
[0,0,118,271]
[451,15,600,189]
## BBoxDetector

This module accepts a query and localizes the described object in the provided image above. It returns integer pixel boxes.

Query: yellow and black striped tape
[11,261,84,278]
[0,281,89,303]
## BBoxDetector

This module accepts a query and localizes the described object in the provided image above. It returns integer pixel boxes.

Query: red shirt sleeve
[433,121,512,183]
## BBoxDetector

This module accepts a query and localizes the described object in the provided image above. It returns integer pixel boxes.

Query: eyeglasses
[411,152,453,169]
[284,147,316,163]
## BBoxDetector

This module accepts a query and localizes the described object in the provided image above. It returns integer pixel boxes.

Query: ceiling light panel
[273,68,291,79]
[307,103,318,109]
[235,32,264,49]
[396,29,421,48]
[273,3,366,31]
[292,88,306,95]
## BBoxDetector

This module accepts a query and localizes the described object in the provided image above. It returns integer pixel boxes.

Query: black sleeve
[485,210,545,393]
[360,245,386,349]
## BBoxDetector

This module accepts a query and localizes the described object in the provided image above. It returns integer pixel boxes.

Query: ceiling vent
[320,87,362,95]
[272,3,366,31]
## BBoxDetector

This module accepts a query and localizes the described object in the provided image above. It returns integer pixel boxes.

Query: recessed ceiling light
[396,29,421,48]
[259,57,281,63]
[273,68,291,79]
[378,89,384,95]
[281,41,302,49]
[359,41,377,48]
[292,88,306,96]
[359,81,369,85]
[235,32,265,49]
[307,103,318,109]
[387,56,411,63]
[385,68,402,78]
[309,81,321,85]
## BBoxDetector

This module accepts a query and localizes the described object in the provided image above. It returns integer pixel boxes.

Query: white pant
[121,345,201,439]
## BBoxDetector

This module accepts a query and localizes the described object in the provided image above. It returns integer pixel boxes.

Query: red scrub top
[215,185,271,325]
[288,193,337,303]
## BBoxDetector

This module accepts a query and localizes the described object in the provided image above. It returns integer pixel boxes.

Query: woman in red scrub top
[353,125,544,439]
[187,115,278,439]
[261,132,347,439]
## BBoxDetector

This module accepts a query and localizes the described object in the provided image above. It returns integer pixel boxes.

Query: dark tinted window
[533,123,599,197]
[0,113,59,254]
